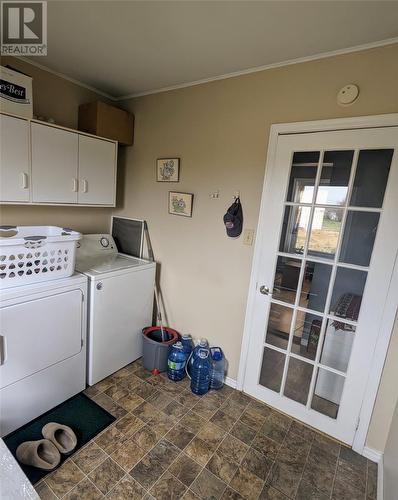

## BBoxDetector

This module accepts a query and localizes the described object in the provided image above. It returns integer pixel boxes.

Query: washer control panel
[94,235,116,251]
[100,237,110,248]
[76,234,117,261]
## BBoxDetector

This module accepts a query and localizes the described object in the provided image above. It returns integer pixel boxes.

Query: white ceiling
[27,1,398,99]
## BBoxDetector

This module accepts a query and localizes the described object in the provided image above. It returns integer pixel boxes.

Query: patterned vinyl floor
[34,359,377,500]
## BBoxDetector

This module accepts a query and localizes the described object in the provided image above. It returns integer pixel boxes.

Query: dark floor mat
[3,392,115,484]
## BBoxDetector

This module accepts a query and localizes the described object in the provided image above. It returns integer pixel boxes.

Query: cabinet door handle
[21,172,29,189]
[82,179,88,193]
[0,335,7,365]
[72,178,78,192]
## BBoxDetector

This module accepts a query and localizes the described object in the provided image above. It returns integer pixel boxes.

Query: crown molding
[16,36,398,102]
[17,57,117,101]
[119,37,398,100]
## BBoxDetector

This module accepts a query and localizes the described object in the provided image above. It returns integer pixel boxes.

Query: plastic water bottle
[210,347,225,390]
[167,342,187,381]
[188,338,209,374]
[180,334,194,357]
[190,348,211,395]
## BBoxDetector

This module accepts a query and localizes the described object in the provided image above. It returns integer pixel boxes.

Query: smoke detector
[337,84,359,106]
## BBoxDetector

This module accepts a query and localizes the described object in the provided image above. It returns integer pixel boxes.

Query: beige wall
[0,56,112,233]
[367,316,398,452]
[116,43,398,452]
[384,397,398,500]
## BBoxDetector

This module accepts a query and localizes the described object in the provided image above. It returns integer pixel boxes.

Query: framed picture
[169,192,193,217]
[157,158,180,182]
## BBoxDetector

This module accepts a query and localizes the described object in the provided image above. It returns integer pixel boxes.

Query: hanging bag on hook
[223,197,243,237]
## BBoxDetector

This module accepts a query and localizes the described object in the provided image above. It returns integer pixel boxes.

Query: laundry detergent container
[142,327,178,372]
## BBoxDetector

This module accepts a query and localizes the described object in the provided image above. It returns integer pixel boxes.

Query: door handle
[82,179,88,193]
[21,172,29,189]
[259,285,270,295]
[72,178,78,192]
[0,335,7,365]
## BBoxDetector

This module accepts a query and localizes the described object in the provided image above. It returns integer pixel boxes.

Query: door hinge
[81,339,84,348]
[355,417,360,431]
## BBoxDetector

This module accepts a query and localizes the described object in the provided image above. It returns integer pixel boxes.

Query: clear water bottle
[210,347,225,390]
[188,338,209,375]
[190,348,211,395]
[167,342,187,381]
[180,334,194,358]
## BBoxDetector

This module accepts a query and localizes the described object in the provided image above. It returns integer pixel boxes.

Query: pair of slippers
[16,423,77,471]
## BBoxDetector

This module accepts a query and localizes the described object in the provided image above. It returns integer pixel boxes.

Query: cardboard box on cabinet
[0,66,33,118]
[78,101,134,146]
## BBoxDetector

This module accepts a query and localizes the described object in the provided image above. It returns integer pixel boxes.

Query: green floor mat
[3,392,115,485]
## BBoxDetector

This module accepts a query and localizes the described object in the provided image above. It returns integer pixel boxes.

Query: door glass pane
[279,205,311,255]
[284,357,313,405]
[320,320,356,373]
[259,347,285,393]
[299,261,332,312]
[265,303,292,349]
[329,267,367,321]
[256,142,394,429]
[272,257,301,304]
[308,207,343,259]
[316,151,354,206]
[350,149,393,208]
[311,368,345,419]
[286,151,320,203]
[339,211,380,267]
[292,311,322,361]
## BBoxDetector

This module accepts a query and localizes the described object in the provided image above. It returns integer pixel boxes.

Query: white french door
[243,125,398,446]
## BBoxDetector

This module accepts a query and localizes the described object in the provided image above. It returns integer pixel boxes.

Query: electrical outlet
[243,229,255,246]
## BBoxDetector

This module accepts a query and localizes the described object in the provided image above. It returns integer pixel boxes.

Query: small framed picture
[169,192,193,217]
[157,158,180,182]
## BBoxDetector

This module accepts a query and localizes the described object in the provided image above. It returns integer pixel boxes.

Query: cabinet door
[31,122,78,203]
[78,135,116,205]
[0,115,30,202]
[0,289,83,389]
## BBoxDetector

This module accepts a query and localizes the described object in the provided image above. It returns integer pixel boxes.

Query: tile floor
[34,359,377,500]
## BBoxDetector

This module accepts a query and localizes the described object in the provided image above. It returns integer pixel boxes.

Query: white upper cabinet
[0,114,118,206]
[78,135,116,205]
[0,114,30,202]
[31,122,79,203]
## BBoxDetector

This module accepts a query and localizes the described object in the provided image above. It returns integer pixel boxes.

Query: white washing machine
[76,234,156,386]
[0,274,87,437]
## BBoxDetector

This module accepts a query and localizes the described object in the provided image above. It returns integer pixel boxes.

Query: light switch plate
[243,229,255,246]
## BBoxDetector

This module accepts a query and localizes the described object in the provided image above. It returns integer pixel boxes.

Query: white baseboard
[363,446,383,463]
[363,447,383,500]
[225,377,237,389]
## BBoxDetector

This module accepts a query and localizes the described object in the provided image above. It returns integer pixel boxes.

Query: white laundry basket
[0,226,81,288]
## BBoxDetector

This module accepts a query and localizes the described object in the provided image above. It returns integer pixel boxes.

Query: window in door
[260,148,393,419]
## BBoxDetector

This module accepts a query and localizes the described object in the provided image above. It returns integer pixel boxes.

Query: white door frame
[237,113,398,455]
